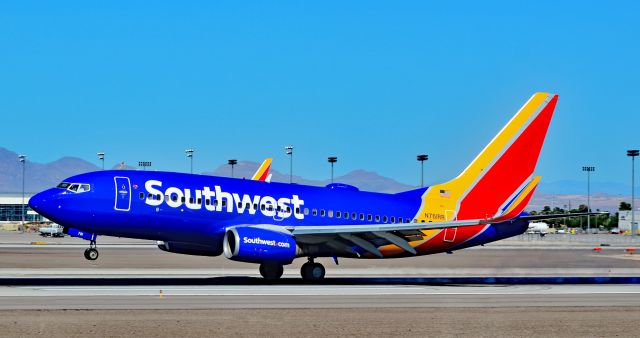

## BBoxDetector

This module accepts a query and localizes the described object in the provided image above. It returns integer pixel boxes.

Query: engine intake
[223,226,298,264]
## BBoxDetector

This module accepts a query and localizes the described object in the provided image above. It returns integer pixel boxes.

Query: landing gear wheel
[301,261,325,281]
[84,248,99,261]
[259,262,284,280]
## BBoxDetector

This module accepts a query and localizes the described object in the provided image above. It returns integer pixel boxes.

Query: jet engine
[223,226,298,264]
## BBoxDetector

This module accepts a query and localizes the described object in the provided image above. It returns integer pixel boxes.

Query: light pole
[582,166,595,232]
[97,152,105,170]
[18,155,26,231]
[328,157,337,183]
[285,145,293,183]
[228,159,237,178]
[138,161,152,171]
[417,154,429,188]
[628,150,639,237]
[185,149,194,174]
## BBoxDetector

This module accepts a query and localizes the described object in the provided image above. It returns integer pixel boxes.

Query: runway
[2,284,640,310]
[1,233,640,337]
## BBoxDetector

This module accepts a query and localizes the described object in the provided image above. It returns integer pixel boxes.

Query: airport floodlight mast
[138,161,152,171]
[582,166,595,232]
[285,145,294,183]
[628,150,639,237]
[328,157,337,183]
[185,149,194,174]
[97,152,105,170]
[417,154,429,188]
[18,155,26,231]
[228,159,238,178]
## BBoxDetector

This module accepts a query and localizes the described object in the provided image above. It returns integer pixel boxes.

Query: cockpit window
[58,182,91,193]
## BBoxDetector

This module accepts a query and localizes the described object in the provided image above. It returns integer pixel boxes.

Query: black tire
[301,262,325,281]
[85,248,99,261]
[300,262,313,280]
[259,262,283,280]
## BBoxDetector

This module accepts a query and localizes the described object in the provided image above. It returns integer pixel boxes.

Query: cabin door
[114,176,131,211]
[443,227,457,242]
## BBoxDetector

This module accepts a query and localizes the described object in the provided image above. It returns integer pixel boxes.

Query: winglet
[251,158,273,181]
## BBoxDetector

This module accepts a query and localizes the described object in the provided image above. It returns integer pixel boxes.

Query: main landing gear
[83,240,99,261]
[300,258,325,281]
[259,262,284,280]
[257,259,326,281]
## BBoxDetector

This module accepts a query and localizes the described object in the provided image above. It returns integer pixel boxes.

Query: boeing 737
[30,92,574,280]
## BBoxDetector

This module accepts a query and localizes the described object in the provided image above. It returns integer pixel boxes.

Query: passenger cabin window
[312,209,318,216]
[352,213,357,220]
[359,213,364,221]
[328,210,333,218]
[375,215,380,222]
[139,192,144,199]
[367,214,372,221]
[390,216,395,223]
[304,208,309,215]
[383,216,388,223]
[320,209,325,217]
[336,211,341,218]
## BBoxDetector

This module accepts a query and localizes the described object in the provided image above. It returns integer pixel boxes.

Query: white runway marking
[3,284,640,297]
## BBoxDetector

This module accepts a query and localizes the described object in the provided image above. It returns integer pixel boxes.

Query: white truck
[39,223,64,237]
[527,222,549,236]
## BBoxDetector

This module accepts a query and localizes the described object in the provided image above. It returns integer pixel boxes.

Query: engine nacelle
[157,241,222,256]
[223,226,297,264]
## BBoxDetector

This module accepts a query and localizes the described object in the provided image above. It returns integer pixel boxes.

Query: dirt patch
[1,307,638,338]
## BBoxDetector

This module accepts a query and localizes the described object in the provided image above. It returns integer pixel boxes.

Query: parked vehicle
[39,223,64,237]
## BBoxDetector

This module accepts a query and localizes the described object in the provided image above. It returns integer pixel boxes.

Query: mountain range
[0,147,634,212]
[0,147,413,193]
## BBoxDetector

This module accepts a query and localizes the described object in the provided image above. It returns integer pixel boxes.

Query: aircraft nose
[28,189,56,217]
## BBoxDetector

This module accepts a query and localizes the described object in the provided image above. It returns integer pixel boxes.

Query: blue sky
[1,1,639,188]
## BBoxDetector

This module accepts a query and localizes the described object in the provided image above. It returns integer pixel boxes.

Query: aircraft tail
[415,92,558,222]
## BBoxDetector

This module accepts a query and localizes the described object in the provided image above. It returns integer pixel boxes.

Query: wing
[289,218,487,258]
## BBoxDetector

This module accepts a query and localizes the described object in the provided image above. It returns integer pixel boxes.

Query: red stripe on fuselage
[413,224,487,255]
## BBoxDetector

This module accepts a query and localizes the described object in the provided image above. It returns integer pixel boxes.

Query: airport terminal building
[0,193,42,222]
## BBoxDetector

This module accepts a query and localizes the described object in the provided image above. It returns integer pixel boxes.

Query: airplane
[30,92,578,280]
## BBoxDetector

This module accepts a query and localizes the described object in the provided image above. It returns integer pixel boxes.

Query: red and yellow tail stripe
[415,92,558,222]
[251,158,272,181]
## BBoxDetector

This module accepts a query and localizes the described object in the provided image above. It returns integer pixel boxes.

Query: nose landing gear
[83,240,99,261]
[301,258,325,281]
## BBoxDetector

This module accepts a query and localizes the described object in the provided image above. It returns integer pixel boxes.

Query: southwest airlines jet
[30,93,564,280]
